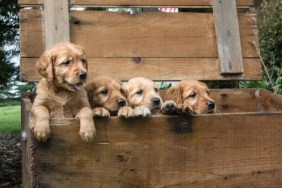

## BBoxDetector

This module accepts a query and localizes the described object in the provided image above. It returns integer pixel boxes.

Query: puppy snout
[207,101,215,109]
[152,97,161,106]
[77,71,87,80]
[117,98,126,107]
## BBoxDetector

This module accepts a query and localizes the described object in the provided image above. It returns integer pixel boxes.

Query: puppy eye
[62,60,71,66]
[100,89,108,95]
[207,91,210,95]
[189,92,197,98]
[136,89,143,95]
[154,88,159,93]
[82,59,87,65]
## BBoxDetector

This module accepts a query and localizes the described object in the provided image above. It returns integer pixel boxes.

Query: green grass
[0,106,21,134]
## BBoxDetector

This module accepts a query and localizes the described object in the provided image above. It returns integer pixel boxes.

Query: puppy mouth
[64,81,84,91]
[207,109,215,114]
[151,105,161,112]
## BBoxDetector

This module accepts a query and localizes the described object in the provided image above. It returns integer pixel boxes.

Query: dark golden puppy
[84,76,127,117]
[162,80,216,114]
[119,77,163,118]
[31,42,96,142]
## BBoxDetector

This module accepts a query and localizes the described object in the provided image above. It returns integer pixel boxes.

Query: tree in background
[240,0,282,94]
[0,0,19,88]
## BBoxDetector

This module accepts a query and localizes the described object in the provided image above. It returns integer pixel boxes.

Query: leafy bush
[240,0,282,94]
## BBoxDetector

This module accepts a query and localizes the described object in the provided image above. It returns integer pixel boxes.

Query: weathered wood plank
[20,57,262,82]
[212,89,282,113]
[20,10,258,59]
[24,112,282,187]
[213,0,244,74]
[19,0,254,7]
[44,0,70,49]
[20,9,44,58]
[22,89,282,187]
[21,97,33,188]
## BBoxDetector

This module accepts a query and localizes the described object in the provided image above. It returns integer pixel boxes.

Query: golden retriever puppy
[119,77,163,118]
[162,80,216,114]
[84,76,127,117]
[31,42,96,142]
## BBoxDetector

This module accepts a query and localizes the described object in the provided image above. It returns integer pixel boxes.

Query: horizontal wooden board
[22,90,282,187]
[20,57,262,82]
[19,0,254,7]
[20,10,259,59]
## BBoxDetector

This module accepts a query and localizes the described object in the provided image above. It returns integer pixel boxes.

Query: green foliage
[0,48,18,88]
[159,82,172,90]
[0,82,35,100]
[257,0,282,71]
[240,78,282,95]
[0,106,21,134]
[0,0,20,88]
[240,0,282,94]
[0,98,20,107]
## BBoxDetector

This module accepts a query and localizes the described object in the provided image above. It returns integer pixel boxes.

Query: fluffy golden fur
[84,76,127,117]
[162,80,216,114]
[119,77,163,118]
[31,42,95,142]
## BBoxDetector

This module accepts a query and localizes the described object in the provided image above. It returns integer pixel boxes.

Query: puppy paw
[92,107,110,118]
[79,124,96,142]
[118,106,135,118]
[33,124,51,142]
[134,106,151,117]
[162,100,177,115]
[177,104,193,115]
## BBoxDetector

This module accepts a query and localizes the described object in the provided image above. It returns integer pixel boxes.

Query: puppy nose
[77,71,87,80]
[152,97,161,106]
[117,98,126,107]
[207,101,215,109]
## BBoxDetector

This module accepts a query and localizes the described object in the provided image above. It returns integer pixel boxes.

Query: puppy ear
[165,85,183,104]
[36,50,54,81]
[84,82,96,108]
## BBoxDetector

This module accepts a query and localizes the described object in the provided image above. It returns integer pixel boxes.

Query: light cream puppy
[119,77,163,118]
[31,42,96,142]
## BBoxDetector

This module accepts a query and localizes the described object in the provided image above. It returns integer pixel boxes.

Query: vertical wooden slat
[44,0,70,49]
[212,0,244,75]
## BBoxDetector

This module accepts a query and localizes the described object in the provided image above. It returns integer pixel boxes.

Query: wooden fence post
[44,0,70,49]
[212,0,244,75]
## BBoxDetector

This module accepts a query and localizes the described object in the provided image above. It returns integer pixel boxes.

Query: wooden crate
[19,0,282,187]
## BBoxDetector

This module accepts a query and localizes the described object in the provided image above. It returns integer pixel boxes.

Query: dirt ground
[0,134,22,187]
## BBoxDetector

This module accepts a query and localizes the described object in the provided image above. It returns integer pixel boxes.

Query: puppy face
[165,80,215,114]
[36,42,88,91]
[85,76,127,113]
[124,77,162,112]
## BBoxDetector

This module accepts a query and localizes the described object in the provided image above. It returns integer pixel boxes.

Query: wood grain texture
[20,9,44,58]
[19,0,254,7]
[213,0,244,74]
[20,10,259,59]
[20,57,262,81]
[44,0,70,49]
[21,97,33,188]
[22,89,282,188]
